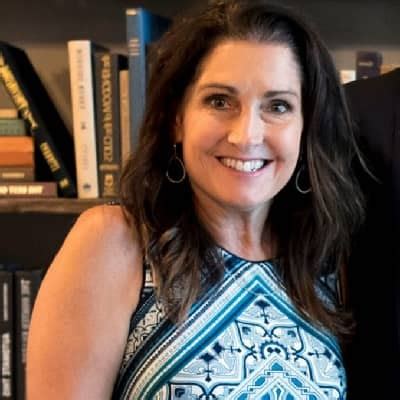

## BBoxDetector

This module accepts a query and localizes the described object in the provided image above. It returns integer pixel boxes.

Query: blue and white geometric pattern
[112,249,346,399]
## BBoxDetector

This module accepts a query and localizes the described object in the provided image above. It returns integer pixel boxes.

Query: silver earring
[166,144,186,184]
[295,165,311,194]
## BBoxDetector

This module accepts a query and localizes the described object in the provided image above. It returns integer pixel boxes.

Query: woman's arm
[26,205,142,400]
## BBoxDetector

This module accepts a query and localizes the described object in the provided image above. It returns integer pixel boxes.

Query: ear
[174,113,183,142]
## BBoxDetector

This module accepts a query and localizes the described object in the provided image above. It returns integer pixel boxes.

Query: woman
[27,1,364,399]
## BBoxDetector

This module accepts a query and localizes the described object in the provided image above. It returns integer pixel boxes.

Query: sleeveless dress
[112,248,346,399]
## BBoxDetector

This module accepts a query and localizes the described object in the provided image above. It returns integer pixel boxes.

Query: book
[119,69,130,164]
[0,42,77,197]
[14,269,43,400]
[68,40,107,198]
[0,109,17,119]
[0,137,34,167]
[0,119,26,136]
[126,8,170,151]
[94,52,127,197]
[356,50,383,80]
[0,270,13,399]
[0,182,57,197]
[0,167,34,182]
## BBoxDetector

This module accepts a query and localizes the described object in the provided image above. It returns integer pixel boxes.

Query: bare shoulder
[54,204,140,289]
[27,204,143,398]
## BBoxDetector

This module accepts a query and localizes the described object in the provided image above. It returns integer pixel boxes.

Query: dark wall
[0,213,77,269]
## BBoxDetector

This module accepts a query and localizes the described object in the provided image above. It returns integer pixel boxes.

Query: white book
[68,40,100,198]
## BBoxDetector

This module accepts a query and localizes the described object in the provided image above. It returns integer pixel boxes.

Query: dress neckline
[218,245,275,264]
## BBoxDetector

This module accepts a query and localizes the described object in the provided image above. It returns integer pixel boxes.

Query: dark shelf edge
[0,198,108,214]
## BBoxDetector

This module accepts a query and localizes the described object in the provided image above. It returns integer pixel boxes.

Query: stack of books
[0,41,77,198]
[0,108,57,198]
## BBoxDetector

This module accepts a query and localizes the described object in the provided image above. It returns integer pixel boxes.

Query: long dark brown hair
[120,0,365,338]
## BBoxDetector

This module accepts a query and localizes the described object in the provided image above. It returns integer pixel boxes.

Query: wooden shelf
[0,198,108,214]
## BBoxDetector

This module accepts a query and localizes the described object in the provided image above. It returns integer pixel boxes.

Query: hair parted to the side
[120,0,365,338]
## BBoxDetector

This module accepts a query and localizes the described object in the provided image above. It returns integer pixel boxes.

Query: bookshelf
[0,198,105,214]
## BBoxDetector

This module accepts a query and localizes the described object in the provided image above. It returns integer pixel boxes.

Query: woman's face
[176,39,303,215]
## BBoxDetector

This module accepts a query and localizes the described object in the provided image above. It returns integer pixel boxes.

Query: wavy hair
[120,0,364,338]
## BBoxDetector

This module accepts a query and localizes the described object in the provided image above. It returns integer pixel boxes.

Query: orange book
[0,136,34,166]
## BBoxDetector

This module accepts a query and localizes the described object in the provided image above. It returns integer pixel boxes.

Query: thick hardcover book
[0,119,26,136]
[0,42,77,197]
[126,8,170,151]
[0,167,34,182]
[0,270,13,399]
[68,40,107,198]
[0,181,57,197]
[0,109,17,119]
[0,137,34,167]
[356,51,383,80]
[94,52,127,197]
[14,269,43,400]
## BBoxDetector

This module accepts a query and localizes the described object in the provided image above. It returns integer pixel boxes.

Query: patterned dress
[112,248,346,399]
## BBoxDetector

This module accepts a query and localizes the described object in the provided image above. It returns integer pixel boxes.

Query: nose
[227,106,264,147]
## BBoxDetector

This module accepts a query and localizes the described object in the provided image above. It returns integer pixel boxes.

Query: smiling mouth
[217,157,271,173]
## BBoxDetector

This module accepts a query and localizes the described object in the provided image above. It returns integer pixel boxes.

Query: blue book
[126,8,170,154]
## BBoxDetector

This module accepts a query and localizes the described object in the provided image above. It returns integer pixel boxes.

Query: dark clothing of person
[345,68,400,399]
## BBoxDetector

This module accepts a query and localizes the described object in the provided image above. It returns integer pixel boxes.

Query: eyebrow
[197,83,300,99]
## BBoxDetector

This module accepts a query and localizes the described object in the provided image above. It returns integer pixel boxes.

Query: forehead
[194,39,302,92]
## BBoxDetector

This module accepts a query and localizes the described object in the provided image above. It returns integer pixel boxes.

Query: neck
[195,197,274,261]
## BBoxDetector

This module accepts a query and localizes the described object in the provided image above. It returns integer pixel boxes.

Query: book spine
[0,109,17,119]
[0,152,34,167]
[0,119,26,135]
[0,45,77,197]
[94,53,123,198]
[356,51,383,80]
[0,167,34,182]
[125,10,169,153]
[0,182,57,197]
[126,9,147,152]
[14,270,43,400]
[0,136,33,152]
[0,136,34,167]
[0,271,13,400]
[119,69,130,164]
[68,40,99,198]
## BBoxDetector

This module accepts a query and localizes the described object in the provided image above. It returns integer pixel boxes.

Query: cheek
[273,126,302,162]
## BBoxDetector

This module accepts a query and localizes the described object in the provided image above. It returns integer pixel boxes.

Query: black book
[356,50,383,80]
[0,269,13,400]
[14,269,43,400]
[0,41,77,197]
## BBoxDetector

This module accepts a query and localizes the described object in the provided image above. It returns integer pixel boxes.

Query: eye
[268,100,293,114]
[204,94,231,110]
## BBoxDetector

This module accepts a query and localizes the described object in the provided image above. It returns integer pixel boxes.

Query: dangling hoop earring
[166,144,186,184]
[295,165,311,194]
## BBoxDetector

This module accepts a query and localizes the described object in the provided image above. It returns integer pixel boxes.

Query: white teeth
[219,157,265,172]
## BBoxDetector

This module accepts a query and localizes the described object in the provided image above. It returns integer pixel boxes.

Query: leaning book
[0,41,77,197]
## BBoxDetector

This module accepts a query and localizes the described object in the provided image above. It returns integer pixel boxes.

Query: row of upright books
[0,265,43,400]
[0,8,170,199]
